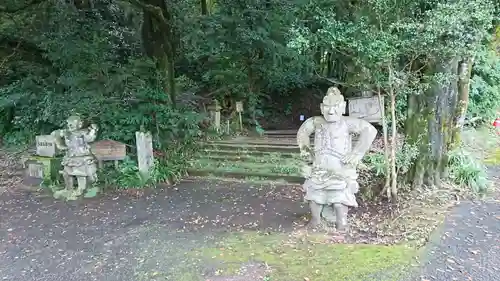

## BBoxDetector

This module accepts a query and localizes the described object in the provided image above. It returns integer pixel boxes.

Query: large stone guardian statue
[297,87,377,231]
[51,115,98,200]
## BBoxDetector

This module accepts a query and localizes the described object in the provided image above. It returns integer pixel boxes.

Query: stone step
[264,129,298,135]
[187,169,304,184]
[208,138,298,146]
[202,154,301,163]
[191,157,301,170]
[202,143,301,153]
[200,149,298,158]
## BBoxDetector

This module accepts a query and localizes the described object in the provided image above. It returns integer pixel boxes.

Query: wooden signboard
[91,140,127,168]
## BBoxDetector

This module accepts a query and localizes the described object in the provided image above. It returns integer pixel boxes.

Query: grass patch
[462,127,499,164]
[194,231,417,281]
[191,157,302,176]
[484,148,500,165]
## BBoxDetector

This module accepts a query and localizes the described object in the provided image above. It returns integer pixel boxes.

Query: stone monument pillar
[136,131,154,179]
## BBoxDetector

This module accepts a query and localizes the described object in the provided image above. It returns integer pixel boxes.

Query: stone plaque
[136,131,154,179]
[91,140,127,161]
[347,96,384,124]
[36,135,57,157]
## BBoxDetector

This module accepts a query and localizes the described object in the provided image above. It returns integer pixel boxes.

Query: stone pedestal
[22,156,62,187]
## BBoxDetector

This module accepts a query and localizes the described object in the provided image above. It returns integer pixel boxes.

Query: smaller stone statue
[51,115,98,200]
[297,87,377,231]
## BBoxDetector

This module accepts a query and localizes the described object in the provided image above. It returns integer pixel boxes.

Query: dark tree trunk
[137,0,178,107]
[406,58,460,188]
[200,0,208,15]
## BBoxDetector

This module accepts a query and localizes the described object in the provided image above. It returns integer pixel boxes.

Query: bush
[447,148,489,194]
[362,141,419,178]
[468,49,500,124]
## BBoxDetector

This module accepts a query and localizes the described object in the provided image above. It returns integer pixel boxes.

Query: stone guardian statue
[51,115,98,200]
[297,87,377,231]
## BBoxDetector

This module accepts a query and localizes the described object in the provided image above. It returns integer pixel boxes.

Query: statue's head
[321,87,346,122]
[66,115,83,132]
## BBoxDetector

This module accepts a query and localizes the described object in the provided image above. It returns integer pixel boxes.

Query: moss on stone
[195,231,417,281]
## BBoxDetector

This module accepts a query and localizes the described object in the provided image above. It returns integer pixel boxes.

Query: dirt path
[0,181,306,281]
[416,200,500,281]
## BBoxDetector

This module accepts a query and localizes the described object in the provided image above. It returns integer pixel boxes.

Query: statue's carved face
[321,101,345,122]
[67,119,83,132]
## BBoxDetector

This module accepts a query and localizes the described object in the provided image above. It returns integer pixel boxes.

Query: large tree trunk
[405,58,459,188]
[136,0,178,107]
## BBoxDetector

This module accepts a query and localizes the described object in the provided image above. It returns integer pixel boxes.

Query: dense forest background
[1,0,499,193]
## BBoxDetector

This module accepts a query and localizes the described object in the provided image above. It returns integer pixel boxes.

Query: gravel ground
[0,180,306,281]
[414,200,500,281]
[412,168,500,281]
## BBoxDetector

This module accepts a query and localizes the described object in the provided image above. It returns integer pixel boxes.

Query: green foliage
[468,49,500,123]
[363,142,419,178]
[447,148,489,194]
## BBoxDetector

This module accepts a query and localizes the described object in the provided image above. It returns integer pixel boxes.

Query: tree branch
[0,0,48,14]
[0,41,20,71]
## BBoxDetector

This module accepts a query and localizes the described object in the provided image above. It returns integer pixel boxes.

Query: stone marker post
[236,101,243,131]
[136,131,154,179]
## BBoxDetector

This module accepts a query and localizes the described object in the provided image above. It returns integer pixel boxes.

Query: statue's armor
[313,120,351,171]
[64,131,92,158]
[303,118,358,207]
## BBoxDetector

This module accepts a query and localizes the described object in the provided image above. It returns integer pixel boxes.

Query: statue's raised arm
[83,123,98,143]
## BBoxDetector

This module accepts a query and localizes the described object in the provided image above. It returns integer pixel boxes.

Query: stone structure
[51,115,98,200]
[297,87,377,231]
[136,131,154,179]
[347,95,384,124]
[208,100,222,132]
[22,135,62,188]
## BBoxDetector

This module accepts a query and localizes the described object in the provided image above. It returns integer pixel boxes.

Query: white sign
[299,115,305,121]
[36,135,57,157]
[348,96,384,124]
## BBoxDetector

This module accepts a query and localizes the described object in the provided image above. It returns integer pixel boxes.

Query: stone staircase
[188,130,306,183]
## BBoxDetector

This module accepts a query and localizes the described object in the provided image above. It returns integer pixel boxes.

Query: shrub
[447,148,490,194]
